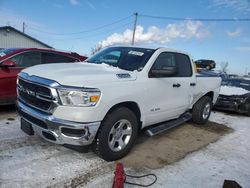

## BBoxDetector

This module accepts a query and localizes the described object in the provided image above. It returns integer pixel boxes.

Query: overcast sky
[0,0,250,74]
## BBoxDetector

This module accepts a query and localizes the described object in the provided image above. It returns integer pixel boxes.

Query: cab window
[150,52,192,77]
[151,52,176,70]
[175,53,192,77]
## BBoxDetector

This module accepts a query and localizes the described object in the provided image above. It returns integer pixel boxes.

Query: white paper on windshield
[0,52,6,57]
[128,51,144,56]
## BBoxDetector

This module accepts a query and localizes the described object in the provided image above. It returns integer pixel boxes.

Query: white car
[17,46,221,161]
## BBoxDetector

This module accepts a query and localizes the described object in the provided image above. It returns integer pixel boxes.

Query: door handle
[190,83,196,86]
[173,83,181,88]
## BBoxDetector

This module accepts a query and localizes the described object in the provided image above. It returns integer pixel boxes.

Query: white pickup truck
[17,46,221,161]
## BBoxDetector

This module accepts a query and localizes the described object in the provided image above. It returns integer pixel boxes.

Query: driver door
[144,52,193,126]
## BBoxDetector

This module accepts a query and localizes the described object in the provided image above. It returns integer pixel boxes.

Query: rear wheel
[192,96,212,124]
[93,107,138,161]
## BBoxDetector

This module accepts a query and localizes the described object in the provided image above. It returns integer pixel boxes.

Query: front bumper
[17,100,101,146]
[214,100,239,112]
[214,96,248,113]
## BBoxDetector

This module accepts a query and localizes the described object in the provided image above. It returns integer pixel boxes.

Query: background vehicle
[17,46,221,161]
[0,48,87,105]
[197,69,228,80]
[214,78,250,116]
[195,59,216,70]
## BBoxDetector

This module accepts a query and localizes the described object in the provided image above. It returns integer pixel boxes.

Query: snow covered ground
[150,112,250,188]
[0,111,249,188]
[85,112,250,188]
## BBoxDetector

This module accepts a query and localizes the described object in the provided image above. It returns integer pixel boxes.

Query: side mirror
[149,66,177,78]
[0,60,16,67]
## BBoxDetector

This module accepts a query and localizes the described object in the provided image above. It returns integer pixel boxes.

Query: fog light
[61,128,86,137]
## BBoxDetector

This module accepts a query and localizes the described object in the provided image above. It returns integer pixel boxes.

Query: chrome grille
[17,77,57,113]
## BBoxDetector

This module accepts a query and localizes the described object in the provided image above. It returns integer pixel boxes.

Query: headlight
[57,88,101,107]
[236,97,246,103]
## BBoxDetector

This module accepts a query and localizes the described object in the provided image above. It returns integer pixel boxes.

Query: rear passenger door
[145,52,194,125]
[42,52,77,64]
[174,52,195,109]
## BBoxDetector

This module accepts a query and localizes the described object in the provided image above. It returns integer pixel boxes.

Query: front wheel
[192,96,212,124]
[93,107,138,161]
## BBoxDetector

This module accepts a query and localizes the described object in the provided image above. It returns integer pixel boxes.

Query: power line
[24,12,250,47]
[28,21,133,41]
[28,15,133,35]
[139,14,250,22]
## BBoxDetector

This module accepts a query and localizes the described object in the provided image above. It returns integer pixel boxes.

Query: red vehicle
[0,48,87,105]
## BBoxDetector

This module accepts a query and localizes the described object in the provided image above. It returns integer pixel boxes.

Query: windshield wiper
[85,60,124,70]
[101,62,118,68]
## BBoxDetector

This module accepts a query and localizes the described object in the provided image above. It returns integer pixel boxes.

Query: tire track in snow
[47,162,114,188]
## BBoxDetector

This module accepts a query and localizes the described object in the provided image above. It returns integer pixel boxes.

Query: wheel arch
[204,91,214,100]
[103,101,142,130]
[204,91,214,103]
[191,91,215,110]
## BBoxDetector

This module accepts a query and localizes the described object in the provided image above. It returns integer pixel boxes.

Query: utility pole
[22,22,25,33]
[245,67,248,76]
[132,12,138,45]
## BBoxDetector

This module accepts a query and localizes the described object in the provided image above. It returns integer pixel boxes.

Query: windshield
[222,79,250,91]
[0,48,19,57]
[86,47,155,71]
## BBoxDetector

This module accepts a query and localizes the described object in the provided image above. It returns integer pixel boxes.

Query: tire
[206,65,211,70]
[192,96,212,124]
[93,107,138,161]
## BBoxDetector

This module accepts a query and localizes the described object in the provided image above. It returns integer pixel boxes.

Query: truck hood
[22,62,137,87]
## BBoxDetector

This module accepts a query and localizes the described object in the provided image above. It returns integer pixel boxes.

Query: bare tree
[220,62,229,73]
[91,44,103,55]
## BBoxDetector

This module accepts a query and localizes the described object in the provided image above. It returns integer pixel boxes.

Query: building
[0,26,52,49]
